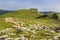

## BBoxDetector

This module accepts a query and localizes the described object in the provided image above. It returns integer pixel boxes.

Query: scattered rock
[55,27,60,33]
[0,35,9,40]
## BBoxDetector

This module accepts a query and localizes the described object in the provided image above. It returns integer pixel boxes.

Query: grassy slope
[0,9,60,40]
[0,9,59,30]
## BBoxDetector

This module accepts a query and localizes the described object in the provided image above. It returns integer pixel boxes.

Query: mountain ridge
[0,9,14,15]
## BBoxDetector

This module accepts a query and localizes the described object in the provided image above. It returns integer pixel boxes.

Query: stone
[0,35,9,40]
[55,27,60,33]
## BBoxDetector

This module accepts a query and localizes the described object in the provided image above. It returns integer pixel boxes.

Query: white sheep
[5,18,14,22]
[20,21,25,27]
[54,35,59,40]
[13,24,20,29]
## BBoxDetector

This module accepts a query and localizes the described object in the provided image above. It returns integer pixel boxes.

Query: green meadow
[0,8,60,40]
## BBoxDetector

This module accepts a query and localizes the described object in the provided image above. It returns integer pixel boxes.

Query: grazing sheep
[49,30,55,33]
[5,18,14,22]
[20,35,29,40]
[16,27,27,32]
[31,30,36,34]
[48,39,52,40]
[7,38,13,40]
[0,28,12,34]
[14,37,21,40]
[13,21,18,24]
[54,35,59,40]
[13,24,20,29]
[57,33,60,37]
[42,24,52,30]
[20,35,25,40]
[43,26,51,30]
[25,38,28,40]
[20,21,25,27]
[8,33,16,35]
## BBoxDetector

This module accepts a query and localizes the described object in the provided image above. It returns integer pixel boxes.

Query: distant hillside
[0,9,13,15]
[41,11,60,14]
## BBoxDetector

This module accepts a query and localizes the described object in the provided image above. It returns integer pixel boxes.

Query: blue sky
[0,0,60,12]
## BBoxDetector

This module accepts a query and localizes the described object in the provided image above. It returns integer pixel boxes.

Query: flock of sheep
[0,17,59,40]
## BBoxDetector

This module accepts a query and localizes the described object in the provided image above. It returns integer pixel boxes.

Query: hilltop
[1,8,40,18]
